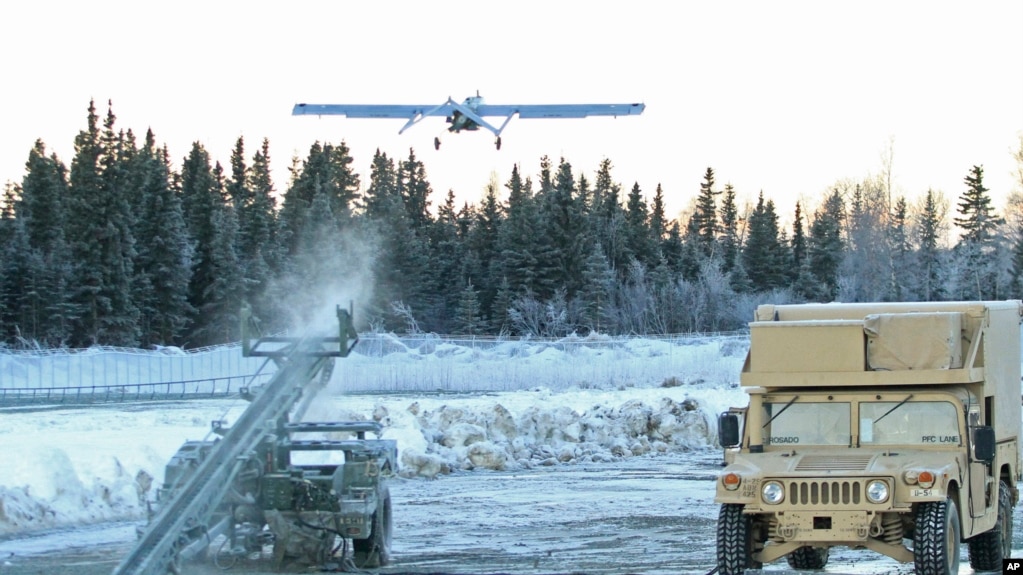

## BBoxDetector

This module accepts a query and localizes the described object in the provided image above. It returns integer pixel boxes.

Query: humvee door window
[859,401,959,445]
[762,402,850,446]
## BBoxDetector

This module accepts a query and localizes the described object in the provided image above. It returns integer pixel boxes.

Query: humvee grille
[794,454,873,471]
[788,480,862,506]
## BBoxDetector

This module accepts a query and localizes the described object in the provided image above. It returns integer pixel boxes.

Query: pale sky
[2,1,1021,221]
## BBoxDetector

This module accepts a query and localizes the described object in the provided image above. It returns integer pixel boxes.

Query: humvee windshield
[860,401,960,446]
[763,402,851,446]
[761,399,960,447]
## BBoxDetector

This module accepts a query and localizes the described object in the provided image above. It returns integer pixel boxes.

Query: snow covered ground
[1,333,1017,574]
[0,334,748,537]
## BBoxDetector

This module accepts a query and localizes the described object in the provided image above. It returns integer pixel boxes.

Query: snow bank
[363,389,721,478]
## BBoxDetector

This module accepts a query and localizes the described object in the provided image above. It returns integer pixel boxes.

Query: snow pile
[378,393,714,478]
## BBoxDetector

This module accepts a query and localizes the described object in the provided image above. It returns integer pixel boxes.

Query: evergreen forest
[2,100,1023,349]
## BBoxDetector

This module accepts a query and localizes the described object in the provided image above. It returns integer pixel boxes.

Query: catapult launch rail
[112,306,373,575]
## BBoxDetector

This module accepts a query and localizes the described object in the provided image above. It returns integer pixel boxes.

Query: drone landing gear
[495,136,501,150]
[434,137,441,150]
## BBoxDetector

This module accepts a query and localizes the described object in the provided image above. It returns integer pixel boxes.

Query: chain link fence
[0,332,751,404]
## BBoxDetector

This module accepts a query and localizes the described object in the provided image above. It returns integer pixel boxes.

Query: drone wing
[292,102,457,134]
[476,103,645,119]
[292,103,451,118]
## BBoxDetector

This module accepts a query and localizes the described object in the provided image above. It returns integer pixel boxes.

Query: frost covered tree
[575,244,616,333]
[181,143,241,345]
[238,138,281,325]
[887,196,910,301]
[453,280,483,335]
[360,149,432,332]
[540,158,590,300]
[1006,136,1023,297]
[496,164,538,296]
[742,192,787,292]
[66,100,139,346]
[132,131,193,346]
[952,165,1004,299]
[398,148,432,231]
[692,167,720,257]
[591,158,628,275]
[623,182,655,267]
[790,202,807,282]
[12,141,74,344]
[842,181,892,302]
[466,176,503,321]
[718,184,740,274]
[913,189,947,301]
[807,189,845,301]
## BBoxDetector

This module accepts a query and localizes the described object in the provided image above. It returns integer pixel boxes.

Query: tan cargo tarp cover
[864,312,963,371]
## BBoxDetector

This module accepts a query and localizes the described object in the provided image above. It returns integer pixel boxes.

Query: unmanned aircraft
[292,93,645,150]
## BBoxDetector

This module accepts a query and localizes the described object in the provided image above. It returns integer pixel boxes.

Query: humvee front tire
[787,545,829,569]
[967,480,1013,571]
[353,489,393,568]
[914,497,961,575]
[716,504,761,575]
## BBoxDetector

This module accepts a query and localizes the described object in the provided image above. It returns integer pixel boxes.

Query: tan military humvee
[715,301,1021,575]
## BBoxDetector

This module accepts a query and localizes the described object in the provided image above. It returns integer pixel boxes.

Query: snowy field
[0,333,1019,574]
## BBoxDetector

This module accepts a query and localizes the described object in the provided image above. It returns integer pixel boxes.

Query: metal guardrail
[0,373,273,407]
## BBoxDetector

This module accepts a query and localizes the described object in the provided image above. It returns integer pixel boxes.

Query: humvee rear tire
[967,480,1013,571]
[786,545,829,569]
[353,488,393,568]
[914,497,961,575]
[716,504,761,575]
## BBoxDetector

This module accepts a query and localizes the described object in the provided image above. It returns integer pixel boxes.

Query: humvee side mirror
[973,426,995,463]
[719,413,741,448]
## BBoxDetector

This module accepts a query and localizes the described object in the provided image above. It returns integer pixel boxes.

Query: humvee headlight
[721,472,742,491]
[762,481,785,504]
[866,480,890,503]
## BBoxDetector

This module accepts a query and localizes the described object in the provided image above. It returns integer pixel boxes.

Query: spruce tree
[954,165,1001,245]
[0,184,14,340]
[537,158,589,300]
[398,148,432,230]
[790,202,807,280]
[180,143,238,344]
[0,195,32,343]
[916,189,945,301]
[66,100,140,346]
[623,182,655,267]
[496,164,540,296]
[719,184,740,274]
[594,161,628,275]
[239,138,280,325]
[742,192,787,292]
[360,149,431,331]
[808,189,846,301]
[453,280,483,335]
[16,140,74,344]
[576,244,616,333]
[490,275,515,335]
[693,167,720,257]
[953,165,1004,299]
[467,177,503,323]
[661,221,684,274]
[133,131,193,346]
[887,196,910,301]
[429,189,465,332]
[650,184,667,246]
[280,141,361,255]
